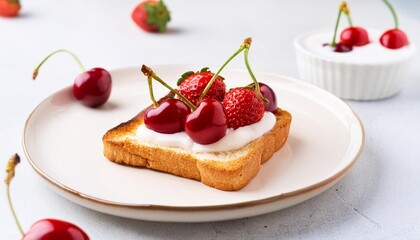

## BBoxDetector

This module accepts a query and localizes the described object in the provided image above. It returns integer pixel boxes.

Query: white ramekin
[294,30,416,101]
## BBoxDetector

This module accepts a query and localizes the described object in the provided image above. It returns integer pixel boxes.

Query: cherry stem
[32,49,87,80]
[4,154,24,237]
[198,37,252,102]
[331,2,346,47]
[342,5,353,26]
[244,48,268,103]
[141,65,196,110]
[147,76,159,107]
[382,0,399,29]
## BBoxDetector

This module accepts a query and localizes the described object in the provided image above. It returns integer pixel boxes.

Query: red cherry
[33,50,112,108]
[380,29,409,49]
[72,68,112,108]
[340,27,370,47]
[380,0,409,49]
[4,154,89,240]
[22,219,89,240]
[144,98,191,134]
[334,43,353,53]
[248,82,277,112]
[184,98,228,145]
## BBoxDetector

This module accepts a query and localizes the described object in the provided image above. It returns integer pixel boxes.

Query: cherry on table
[4,154,90,240]
[33,50,112,108]
[73,67,112,107]
[144,98,191,134]
[184,98,228,145]
[23,219,89,240]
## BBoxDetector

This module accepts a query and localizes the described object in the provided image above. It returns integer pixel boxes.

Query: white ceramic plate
[23,65,364,222]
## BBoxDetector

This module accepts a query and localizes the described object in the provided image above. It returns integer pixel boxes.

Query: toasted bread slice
[102,106,292,191]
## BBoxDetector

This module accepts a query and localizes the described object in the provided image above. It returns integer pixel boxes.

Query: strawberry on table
[131,0,170,33]
[177,68,226,106]
[0,0,20,17]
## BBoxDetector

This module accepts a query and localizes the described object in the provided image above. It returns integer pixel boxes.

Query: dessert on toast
[103,102,291,191]
[103,38,292,191]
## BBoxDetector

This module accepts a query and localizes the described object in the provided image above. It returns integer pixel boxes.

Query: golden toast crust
[102,108,292,191]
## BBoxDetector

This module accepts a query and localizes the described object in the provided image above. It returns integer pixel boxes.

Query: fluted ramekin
[294,30,416,100]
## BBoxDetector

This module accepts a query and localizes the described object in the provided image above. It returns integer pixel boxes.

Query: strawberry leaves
[177,67,223,86]
[143,0,171,32]
[177,71,195,86]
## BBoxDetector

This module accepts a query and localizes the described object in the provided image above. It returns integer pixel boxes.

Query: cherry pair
[142,66,277,145]
[330,0,408,52]
[141,65,228,145]
[142,38,278,145]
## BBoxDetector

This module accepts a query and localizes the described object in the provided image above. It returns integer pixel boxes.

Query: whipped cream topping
[297,29,416,64]
[135,112,276,153]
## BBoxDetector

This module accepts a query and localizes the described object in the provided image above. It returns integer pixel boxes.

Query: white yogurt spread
[135,112,276,153]
[298,29,416,64]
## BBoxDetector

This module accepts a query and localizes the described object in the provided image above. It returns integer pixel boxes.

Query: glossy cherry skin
[334,43,353,53]
[22,219,89,240]
[72,68,112,108]
[340,27,370,47]
[248,82,277,112]
[380,29,409,49]
[144,98,191,134]
[184,98,228,145]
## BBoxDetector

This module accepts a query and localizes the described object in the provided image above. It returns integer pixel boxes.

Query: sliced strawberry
[131,0,170,32]
[177,68,226,106]
[222,88,265,130]
[0,0,20,17]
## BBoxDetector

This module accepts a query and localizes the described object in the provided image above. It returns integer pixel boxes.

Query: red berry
[380,0,409,49]
[4,155,89,240]
[340,27,370,47]
[380,29,409,49]
[178,71,226,106]
[222,88,265,130]
[334,43,353,53]
[22,219,89,240]
[248,82,277,112]
[184,99,228,145]
[0,0,20,17]
[33,50,112,108]
[131,0,170,32]
[144,98,191,134]
[72,68,112,108]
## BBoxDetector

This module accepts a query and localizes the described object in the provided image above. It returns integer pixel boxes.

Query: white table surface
[1,0,419,239]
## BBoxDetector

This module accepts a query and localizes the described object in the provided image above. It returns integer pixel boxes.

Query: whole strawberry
[0,0,20,17]
[177,68,226,106]
[223,88,265,130]
[131,0,170,32]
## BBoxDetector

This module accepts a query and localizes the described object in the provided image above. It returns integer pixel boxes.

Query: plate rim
[22,65,365,213]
